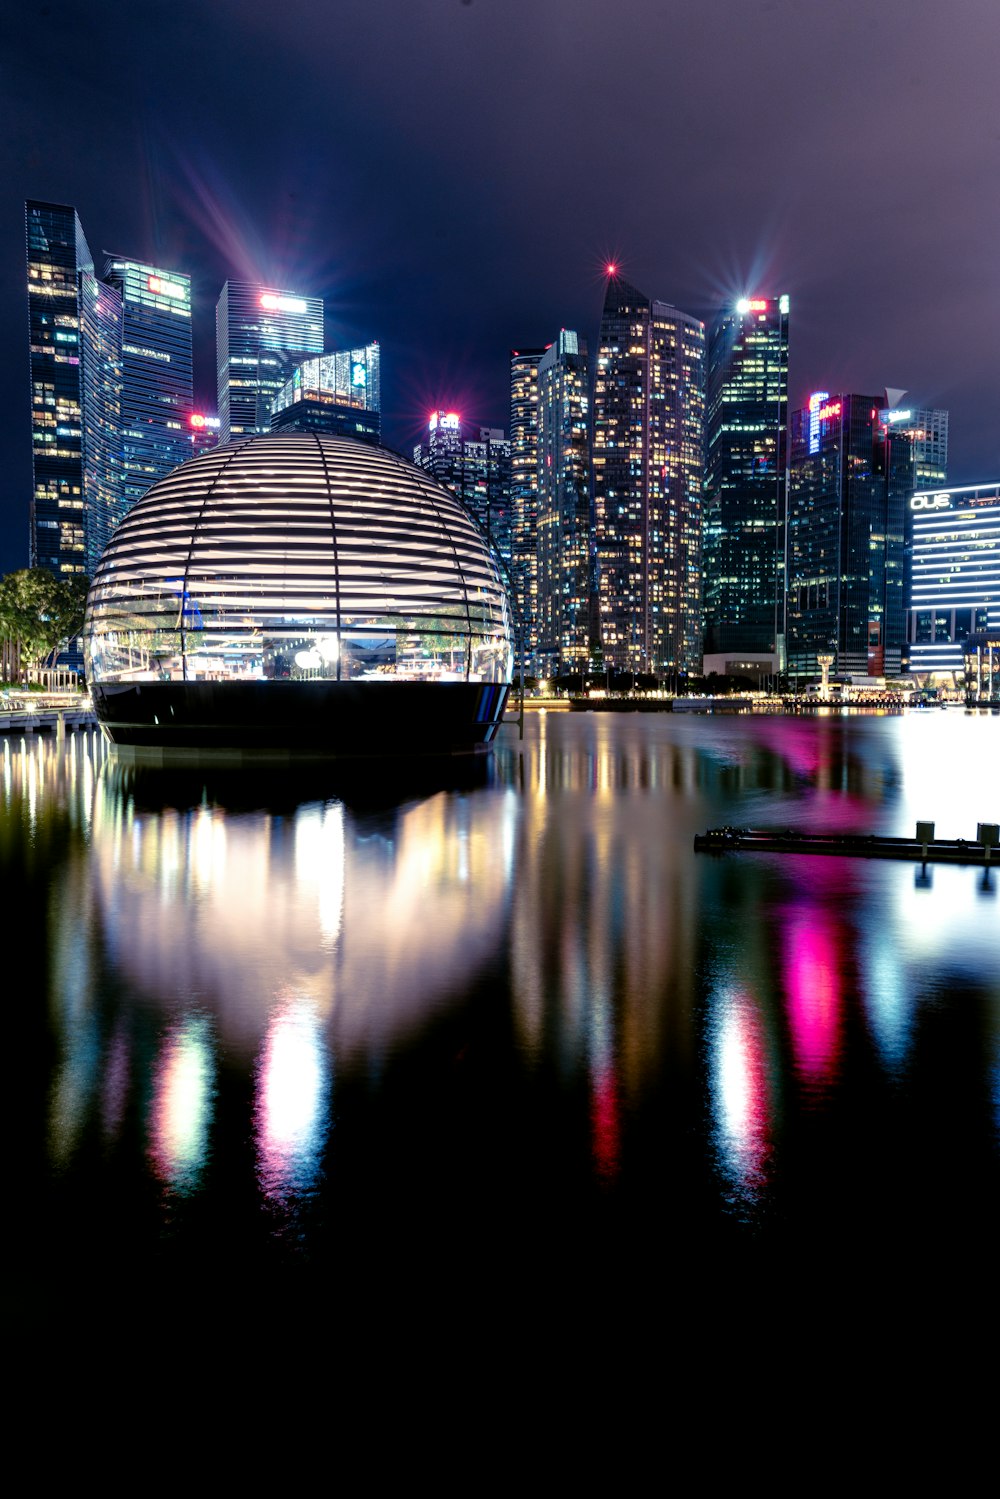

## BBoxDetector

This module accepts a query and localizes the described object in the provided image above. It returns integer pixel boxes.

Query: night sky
[2,0,998,574]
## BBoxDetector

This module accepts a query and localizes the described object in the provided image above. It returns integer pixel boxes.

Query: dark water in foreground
[4,710,999,1330]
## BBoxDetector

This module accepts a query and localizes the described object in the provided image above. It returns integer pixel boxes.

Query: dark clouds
[2,0,998,570]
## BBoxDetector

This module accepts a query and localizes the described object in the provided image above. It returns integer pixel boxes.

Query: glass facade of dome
[84,431,513,754]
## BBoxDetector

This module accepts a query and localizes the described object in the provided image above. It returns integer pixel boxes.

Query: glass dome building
[84,431,513,754]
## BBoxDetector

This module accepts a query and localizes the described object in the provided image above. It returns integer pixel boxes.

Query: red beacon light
[605,262,617,277]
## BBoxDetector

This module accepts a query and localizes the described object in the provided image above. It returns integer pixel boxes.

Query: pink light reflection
[589,1063,620,1183]
[782,907,844,1085]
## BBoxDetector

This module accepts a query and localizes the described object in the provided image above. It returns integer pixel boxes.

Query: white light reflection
[148,1013,215,1194]
[709,985,772,1208]
[256,996,330,1202]
[189,805,226,896]
[294,802,344,949]
[89,764,510,1064]
[859,931,915,1073]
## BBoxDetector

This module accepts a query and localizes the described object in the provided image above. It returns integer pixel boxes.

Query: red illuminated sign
[147,275,186,300]
[817,402,841,421]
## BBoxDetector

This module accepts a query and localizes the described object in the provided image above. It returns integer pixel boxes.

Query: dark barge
[694,821,999,866]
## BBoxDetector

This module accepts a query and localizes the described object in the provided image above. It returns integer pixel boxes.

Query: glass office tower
[879,404,949,489]
[26,199,122,578]
[509,346,546,673]
[536,331,591,677]
[270,343,381,444]
[592,273,705,676]
[703,295,790,664]
[414,414,512,565]
[905,481,1000,684]
[787,393,912,682]
[216,282,324,442]
[103,259,193,514]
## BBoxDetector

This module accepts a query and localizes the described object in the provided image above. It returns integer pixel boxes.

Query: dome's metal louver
[84,431,513,755]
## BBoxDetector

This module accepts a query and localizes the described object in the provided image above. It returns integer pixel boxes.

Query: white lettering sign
[911,492,952,511]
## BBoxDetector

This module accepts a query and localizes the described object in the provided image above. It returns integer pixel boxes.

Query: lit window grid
[907,486,1000,672]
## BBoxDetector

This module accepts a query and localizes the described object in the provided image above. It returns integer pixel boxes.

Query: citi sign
[911,492,952,511]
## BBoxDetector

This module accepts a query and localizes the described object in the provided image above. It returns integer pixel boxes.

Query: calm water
[5,709,999,1325]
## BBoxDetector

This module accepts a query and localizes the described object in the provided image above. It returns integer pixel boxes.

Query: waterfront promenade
[0,692,96,735]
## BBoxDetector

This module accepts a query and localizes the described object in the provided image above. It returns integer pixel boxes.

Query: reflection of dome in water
[84,431,513,754]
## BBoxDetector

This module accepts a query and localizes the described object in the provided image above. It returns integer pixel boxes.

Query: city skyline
[2,1,998,575]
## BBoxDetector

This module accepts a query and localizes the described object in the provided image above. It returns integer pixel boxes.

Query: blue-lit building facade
[905,481,1000,686]
[103,258,193,514]
[592,274,705,676]
[216,282,324,443]
[787,393,912,683]
[703,295,790,667]
[270,343,380,444]
[26,200,123,578]
[536,331,591,677]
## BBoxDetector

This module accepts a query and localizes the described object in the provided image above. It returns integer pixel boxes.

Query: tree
[0,568,89,680]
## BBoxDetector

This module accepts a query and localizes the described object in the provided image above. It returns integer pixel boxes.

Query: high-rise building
[270,343,381,444]
[878,401,949,488]
[509,347,546,671]
[905,481,1000,684]
[592,272,705,676]
[703,294,790,667]
[414,413,512,564]
[26,200,123,578]
[187,412,222,460]
[787,393,912,682]
[535,331,591,677]
[216,282,324,443]
[103,258,193,512]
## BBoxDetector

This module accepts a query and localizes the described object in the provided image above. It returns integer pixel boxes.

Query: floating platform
[694,823,999,866]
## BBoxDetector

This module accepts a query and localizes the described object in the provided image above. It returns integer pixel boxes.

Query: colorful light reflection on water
[4,712,999,1299]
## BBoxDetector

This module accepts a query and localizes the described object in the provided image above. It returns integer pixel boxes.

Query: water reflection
[781,898,844,1087]
[149,1013,215,1195]
[4,710,998,1274]
[255,995,330,1203]
[708,984,774,1211]
[88,764,513,1062]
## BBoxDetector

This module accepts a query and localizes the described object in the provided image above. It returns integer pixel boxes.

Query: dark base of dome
[91,679,510,758]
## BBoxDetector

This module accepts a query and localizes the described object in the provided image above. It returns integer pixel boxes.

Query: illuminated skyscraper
[270,343,381,444]
[26,200,122,578]
[536,331,591,677]
[878,400,949,488]
[905,481,1000,684]
[414,413,512,563]
[592,272,705,676]
[509,347,546,671]
[103,258,193,513]
[787,393,912,682]
[216,281,324,443]
[186,412,222,459]
[703,295,790,666]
